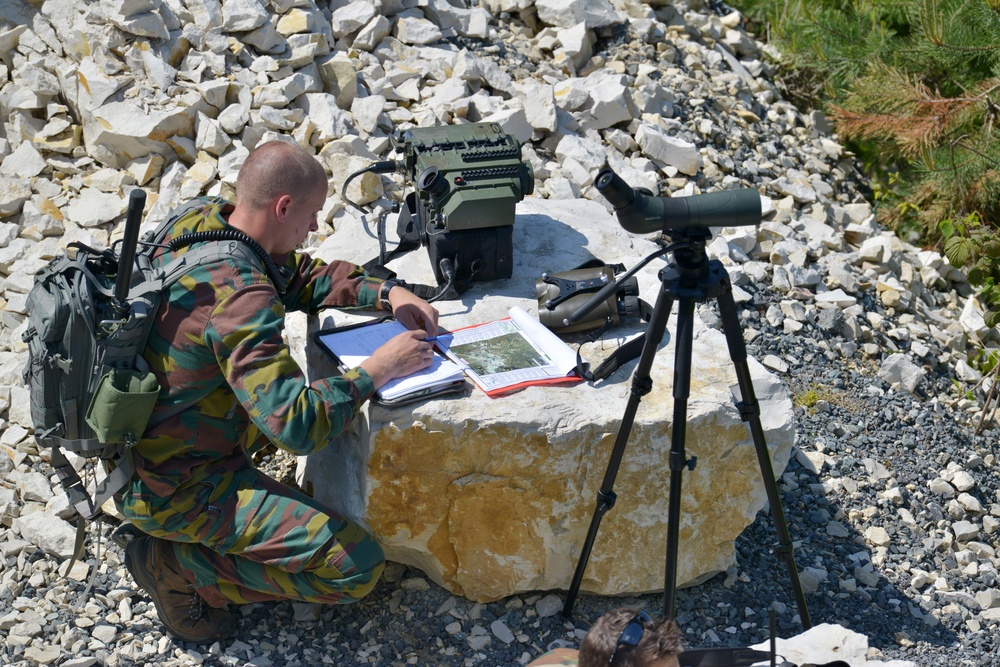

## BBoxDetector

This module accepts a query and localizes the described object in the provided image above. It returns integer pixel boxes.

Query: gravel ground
[4,275,998,667]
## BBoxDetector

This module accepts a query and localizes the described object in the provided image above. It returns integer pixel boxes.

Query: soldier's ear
[274,194,292,223]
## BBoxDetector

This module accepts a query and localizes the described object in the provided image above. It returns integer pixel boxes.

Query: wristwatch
[379,279,403,311]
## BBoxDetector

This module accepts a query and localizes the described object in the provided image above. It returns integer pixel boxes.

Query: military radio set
[347,122,534,298]
[394,122,534,289]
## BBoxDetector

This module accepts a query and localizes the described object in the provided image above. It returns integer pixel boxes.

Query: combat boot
[124,535,237,643]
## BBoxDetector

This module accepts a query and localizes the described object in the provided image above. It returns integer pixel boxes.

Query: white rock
[112,8,169,40]
[582,70,635,130]
[221,0,268,32]
[928,477,956,498]
[553,78,590,111]
[815,289,857,308]
[635,122,700,175]
[12,510,78,559]
[298,93,355,144]
[480,107,534,145]
[353,15,392,51]
[959,296,990,343]
[86,99,204,168]
[556,22,594,72]
[554,134,606,172]
[957,493,983,514]
[795,449,826,474]
[219,101,251,135]
[490,619,516,644]
[535,0,620,29]
[422,0,491,39]
[1,141,48,178]
[762,354,788,373]
[951,470,976,492]
[0,175,32,217]
[516,80,557,132]
[395,16,443,46]
[877,354,925,394]
[857,235,893,264]
[64,189,126,228]
[771,175,817,204]
[535,594,564,618]
[195,112,233,156]
[243,20,287,53]
[953,520,980,542]
[864,526,892,548]
[351,94,386,135]
[218,143,250,186]
[331,2,377,38]
[179,159,219,199]
[977,589,1000,610]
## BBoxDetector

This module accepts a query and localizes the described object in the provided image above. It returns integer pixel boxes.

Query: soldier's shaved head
[236,141,327,209]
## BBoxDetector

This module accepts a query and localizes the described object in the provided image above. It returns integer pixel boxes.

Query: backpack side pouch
[85,367,160,444]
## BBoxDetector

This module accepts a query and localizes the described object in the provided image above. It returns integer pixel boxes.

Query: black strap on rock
[576,325,649,382]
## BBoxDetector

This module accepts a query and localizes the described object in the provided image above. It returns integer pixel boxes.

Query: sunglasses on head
[608,609,653,666]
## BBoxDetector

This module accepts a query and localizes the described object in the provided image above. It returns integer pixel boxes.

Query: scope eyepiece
[594,168,636,211]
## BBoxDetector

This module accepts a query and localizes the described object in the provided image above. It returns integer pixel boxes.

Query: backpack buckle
[98,318,125,337]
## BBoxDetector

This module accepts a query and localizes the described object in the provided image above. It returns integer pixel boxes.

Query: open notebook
[314,318,467,405]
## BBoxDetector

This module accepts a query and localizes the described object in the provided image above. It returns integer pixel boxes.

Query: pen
[423,335,449,342]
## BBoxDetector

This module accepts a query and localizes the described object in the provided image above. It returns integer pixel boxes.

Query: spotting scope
[594,168,761,234]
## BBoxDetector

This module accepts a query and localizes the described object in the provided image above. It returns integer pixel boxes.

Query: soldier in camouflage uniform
[119,141,440,643]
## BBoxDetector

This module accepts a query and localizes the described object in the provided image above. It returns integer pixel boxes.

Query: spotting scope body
[594,168,761,234]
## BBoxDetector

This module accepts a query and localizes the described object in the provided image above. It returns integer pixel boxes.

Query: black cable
[168,230,288,294]
[426,258,457,303]
[377,208,390,266]
[341,160,401,213]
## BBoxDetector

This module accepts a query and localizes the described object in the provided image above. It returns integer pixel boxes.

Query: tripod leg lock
[597,490,617,512]
[735,400,759,423]
[772,542,792,557]
[669,452,697,471]
[631,376,653,398]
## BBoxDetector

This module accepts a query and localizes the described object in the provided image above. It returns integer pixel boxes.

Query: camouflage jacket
[134,197,386,499]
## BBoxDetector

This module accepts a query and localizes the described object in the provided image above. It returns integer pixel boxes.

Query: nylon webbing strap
[576,298,653,383]
[577,332,649,383]
[51,447,97,519]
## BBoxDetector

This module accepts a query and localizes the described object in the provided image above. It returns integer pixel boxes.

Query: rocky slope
[1,0,999,665]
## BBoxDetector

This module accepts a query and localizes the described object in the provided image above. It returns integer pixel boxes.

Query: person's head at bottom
[579,608,682,667]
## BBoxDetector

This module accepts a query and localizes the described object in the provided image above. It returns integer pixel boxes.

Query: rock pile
[1,0,998,665]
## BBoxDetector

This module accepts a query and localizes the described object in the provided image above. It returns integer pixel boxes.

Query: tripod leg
[563,284,675,618]
[664,297,696,620]
[715,285,812,630]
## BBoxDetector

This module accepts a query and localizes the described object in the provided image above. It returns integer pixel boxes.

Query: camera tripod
[561,228,812,630]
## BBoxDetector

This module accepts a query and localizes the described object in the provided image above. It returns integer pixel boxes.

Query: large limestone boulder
[293,197,794,602]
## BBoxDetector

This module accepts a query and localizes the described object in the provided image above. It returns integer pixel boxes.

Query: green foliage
[732,0,1000,325]
[940,212,1000,325]
[969,347,1000,374]
[795,388,823,408]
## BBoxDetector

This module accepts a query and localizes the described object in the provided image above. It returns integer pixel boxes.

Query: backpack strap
[157,238,269,289]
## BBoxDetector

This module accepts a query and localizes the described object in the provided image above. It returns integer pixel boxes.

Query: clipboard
[313,317,469,407]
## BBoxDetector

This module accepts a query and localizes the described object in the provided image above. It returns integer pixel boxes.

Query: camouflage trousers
[119,467,384,608]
